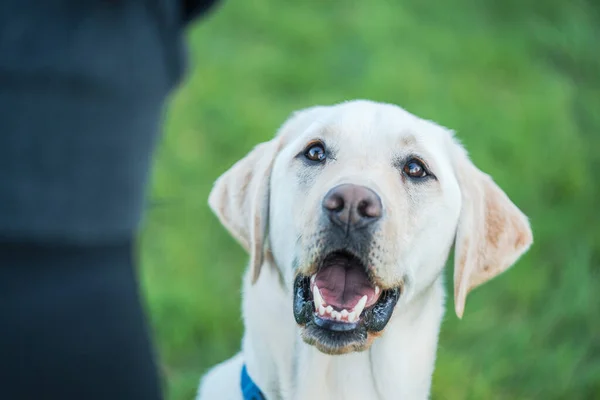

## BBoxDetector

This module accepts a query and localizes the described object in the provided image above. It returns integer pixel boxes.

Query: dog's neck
[241,261,445,400]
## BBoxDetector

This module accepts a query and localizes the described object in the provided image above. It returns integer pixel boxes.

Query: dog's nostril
[357,200,368,217]
[356,200,376,218]
[323,193,344,212]
[358,199,380,219]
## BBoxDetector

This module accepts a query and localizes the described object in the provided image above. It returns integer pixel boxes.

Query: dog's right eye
[304,142,327,163]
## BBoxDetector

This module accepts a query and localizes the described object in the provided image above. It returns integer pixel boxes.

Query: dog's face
[209,100,532,355]
[268,103,465,353]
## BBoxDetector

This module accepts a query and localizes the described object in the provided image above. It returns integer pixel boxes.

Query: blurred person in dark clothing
[0,1,218,398]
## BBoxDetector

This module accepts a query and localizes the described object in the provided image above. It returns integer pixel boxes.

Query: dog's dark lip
[356,287,401,331]
[293,274,313,324]
[314,315,359,332]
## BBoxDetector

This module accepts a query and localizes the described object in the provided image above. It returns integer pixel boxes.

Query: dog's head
[209,100,532,355]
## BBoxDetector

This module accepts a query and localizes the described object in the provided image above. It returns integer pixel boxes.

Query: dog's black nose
[322,184,382,230]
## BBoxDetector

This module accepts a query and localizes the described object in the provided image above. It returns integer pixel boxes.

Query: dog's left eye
[403,159,428,178]
[304,142,327,163]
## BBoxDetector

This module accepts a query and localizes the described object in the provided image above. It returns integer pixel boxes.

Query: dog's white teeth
[353,295,368,317]
[312,285,324,311]
[375,286,380,295]
[348,311,357,323]
[312,290,364,323]
[310,274,316,285]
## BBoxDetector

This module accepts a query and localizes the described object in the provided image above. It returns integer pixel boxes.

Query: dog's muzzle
[293,250,401,354]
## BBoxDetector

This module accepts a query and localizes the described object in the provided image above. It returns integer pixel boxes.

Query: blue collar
[241,364,266,400]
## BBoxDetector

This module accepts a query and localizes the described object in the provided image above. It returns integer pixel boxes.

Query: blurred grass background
[140,0,600,398]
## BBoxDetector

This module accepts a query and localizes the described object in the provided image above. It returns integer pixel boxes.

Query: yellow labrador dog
[197,100,532,400]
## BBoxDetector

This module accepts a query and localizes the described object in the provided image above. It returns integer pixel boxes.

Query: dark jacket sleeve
[0,0,217,243]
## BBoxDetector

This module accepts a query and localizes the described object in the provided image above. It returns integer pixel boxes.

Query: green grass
[140,1,600,398]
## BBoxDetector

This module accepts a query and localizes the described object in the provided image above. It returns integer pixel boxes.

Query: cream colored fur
[197,100,533,400]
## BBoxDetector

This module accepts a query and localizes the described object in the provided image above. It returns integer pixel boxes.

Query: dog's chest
[292,351,379,400]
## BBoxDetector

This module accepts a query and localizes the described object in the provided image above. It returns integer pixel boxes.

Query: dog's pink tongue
[314,262,377,311]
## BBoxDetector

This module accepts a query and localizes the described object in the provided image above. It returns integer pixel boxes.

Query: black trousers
[0,240,162,399]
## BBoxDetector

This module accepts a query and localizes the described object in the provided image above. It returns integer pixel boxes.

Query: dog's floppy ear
[208,138,282,284]
[451,139,533,318]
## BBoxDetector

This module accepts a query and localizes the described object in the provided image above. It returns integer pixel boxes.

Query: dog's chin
[300,322,371,355]
[293,250,401,355]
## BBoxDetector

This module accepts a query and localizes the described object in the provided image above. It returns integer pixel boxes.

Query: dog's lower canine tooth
[353,295,368,317]
[312,285,323,311]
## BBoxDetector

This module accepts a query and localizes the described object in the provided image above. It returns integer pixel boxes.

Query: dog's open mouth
[293,251,401,354]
